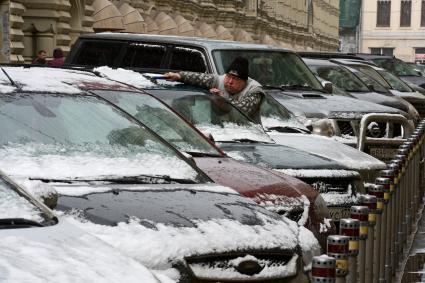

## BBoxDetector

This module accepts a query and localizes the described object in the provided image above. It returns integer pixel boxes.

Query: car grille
[337,120,355,136]
[183,251,298,282]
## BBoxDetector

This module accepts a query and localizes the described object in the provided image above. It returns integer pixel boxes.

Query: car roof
[302,58,340,66]
[78,32,293,52]
[299,52,366,60]
[0,65,137,94]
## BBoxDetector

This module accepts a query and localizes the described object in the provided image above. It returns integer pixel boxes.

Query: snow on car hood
[269,91,402,118]
[268,132,386,170]
[197,123,273,143]
[64,212,300,272]
[219,143,345,170]
[0,143,198,182]
[94,66,156,88]
[0,218,167,283]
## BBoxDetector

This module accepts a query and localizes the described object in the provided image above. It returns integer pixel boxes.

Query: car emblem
[234,258,264,276]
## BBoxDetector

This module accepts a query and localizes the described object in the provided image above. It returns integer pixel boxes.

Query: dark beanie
[226,57,249,80]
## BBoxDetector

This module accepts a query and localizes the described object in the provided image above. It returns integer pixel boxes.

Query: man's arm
[230,90,263,117]
[179,71,218,89]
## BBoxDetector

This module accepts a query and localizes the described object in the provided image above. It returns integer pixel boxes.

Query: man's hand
[210,88,224,96]
[164,72,181,81]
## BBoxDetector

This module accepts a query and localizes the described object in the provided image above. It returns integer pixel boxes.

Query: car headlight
[304,118,335,137]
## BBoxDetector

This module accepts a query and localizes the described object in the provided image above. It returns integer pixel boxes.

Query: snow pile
[277,169,360,178]
[64,214,300,271]
[197,123,273,143]
[0,143,198,181]
[15,178,57,203]
[0,229,164,283]
[0,183,43,222]
[50,183,237,197]
[298,226,321,271]
[319,218,332,234]
[2,67,122,94]
[320,185,360,206]
[262,116,306,131]
[94,66,156,88]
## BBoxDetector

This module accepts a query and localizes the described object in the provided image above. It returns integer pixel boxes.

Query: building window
[370,47,394,56]
[421,0,425,26]
[377,0,391,27]
[400,0,411,27]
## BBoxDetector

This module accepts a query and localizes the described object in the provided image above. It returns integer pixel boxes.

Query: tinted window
[169,47,207,72]
[73,41,124,67]
[121,43,166,69]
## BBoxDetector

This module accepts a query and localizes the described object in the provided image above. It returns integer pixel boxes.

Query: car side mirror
[322,81,333,94]
[367,84,375,92]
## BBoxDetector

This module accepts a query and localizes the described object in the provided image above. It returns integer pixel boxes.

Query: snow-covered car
[0,65,317,282]
[0,170,172,283]
[76,66,335,248]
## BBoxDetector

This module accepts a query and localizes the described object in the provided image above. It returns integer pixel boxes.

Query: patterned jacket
[179,71,264,123]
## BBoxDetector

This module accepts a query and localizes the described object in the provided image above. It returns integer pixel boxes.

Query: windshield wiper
[185,151,222,158]
[280,85,324,92]
[31,174,197,185]
[267,126,310,134]
[0,218,44,229]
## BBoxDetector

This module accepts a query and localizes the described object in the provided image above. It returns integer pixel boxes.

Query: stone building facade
[1,0,339,63]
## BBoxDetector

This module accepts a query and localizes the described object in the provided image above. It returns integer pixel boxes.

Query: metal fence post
[350,206,369,283]
[360,194,377,283]
[312,255,336,283]
[368,184,384,283]
[375,177,391,282]
[328,235,350,283]
[340,218,360,283]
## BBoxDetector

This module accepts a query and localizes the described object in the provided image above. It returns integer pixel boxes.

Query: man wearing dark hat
[164,57,264,123]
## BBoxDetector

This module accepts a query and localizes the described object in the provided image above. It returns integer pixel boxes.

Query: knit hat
[226,57,249,80]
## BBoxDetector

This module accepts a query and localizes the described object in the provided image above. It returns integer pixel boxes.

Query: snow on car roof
[0,66,134,94]
[94,66,156,88]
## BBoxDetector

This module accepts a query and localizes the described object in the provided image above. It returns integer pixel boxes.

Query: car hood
[390,89,425,102]
[51,183,306,271]
[0,218,167,282]
[400,75,425,87]
[217,142,346,170]
[268,90,402,119]
[194,156,318,198]
[347,92,409,114]
[267,133,386,170]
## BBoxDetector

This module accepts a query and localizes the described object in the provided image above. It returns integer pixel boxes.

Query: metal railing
[312,118,425,283]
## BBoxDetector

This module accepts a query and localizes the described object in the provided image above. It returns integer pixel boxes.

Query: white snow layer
[0,143,198,181]
[0,185,43,222]
[269,133,386,170]
[197,123,273,143]
[94,66,156,88]
[2,67,122,94]
[276,169,360,178]
[0,225,166,283]
[64,214,300,271]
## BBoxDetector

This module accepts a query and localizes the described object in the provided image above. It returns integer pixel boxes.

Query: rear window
[72,41,124,67]
[121,43,166,69]
[169,46,207,72]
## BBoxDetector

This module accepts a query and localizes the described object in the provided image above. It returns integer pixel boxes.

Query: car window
[353,65,391,88]
[309,65,370,92]
[373,58,420,76]
[378,70,412,92]
[94,90,220,156]
[213,50,323,90]
[121,43,167,69]
[353,70,391,94]
[169,46,207,72]
[72,41,124,67]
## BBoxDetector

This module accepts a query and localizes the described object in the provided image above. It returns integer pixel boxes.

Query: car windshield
[0,176,52,227]
[93,90,221,156]
[351,65,391,89]
[212,50,323,90]
[373,58,421,76]
[352,70,391,94]
[378,70,413,92]
[148,89,273,143]
[0,93,202,182]
[309,65,370,92]
[260,96,309,133]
